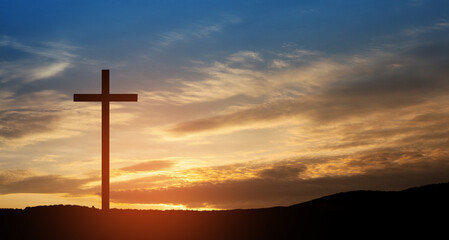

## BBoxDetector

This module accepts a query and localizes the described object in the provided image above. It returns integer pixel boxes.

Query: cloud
[305,107,449,153]
[156,17,239,47]
[227,51,263,63]
[0,90,66,141]
[159,32,185,47]
[0,37,76,83]
[270,59,289,69]
[0,61,70,83]
[0,111,60,139]
[402,20,449,36]
[278,49,320,59]
[110,158,449,209]
[0,170,94,195]
[1,62,69,84]
[106,142,449,209]
[0,90,101,149]
[108,141,449,209]
[165,100,294,135]
[0,36,77,60]
[3,143,448,209]
[142,51,337,105]
[165,40,449,136]
[111,175,175,191]
[258,163,306,180]
[120,160,175,172]
[0,170,32,184]
[27,62,70,82]
[192,24,222,38]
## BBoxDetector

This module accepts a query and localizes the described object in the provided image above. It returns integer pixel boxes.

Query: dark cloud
[0,111,59,139]
[0,90,70,146]
[111,175,173,190]
[317,111,449,151]
[0,170,31,183]
[167,41,449,135]
[167,98,299,134]
[257,163,306,180]
[120,160,175,172]
[0,171,95,195]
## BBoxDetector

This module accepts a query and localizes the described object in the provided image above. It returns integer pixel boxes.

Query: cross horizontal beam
[74,94,138,102]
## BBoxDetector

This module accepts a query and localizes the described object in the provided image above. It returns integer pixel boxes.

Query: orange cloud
[0,170,96,195]
[110,159,449,209]
[120,160,175,172]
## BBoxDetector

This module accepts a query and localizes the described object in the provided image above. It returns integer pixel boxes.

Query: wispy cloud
[0,37,76,83]
[0,170,95,195]
[270,59,289,69]
[0,36,77,60]
[159,32,185,47]
[227,51,263,63]
[120,160,175,172]
[0,61,70,83]
[164,40,449,136]
[0,110,60,140]
[402,19,449,36]
[0,90,100,149]
[192,24,222,38]
[27,62,70,82]
[142,49,333,105]
[156,16,240,48]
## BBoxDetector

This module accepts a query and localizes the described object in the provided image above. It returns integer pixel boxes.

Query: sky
[1,0,449,210]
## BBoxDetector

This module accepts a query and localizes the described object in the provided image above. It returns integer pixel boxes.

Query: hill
[1,182,448,239]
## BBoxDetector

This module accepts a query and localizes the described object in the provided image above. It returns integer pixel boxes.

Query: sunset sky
[1,0,449,210]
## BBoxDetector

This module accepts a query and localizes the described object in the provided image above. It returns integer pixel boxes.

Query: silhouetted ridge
[1,182,448,240]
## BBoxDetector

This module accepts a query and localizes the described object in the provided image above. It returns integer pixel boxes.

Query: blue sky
[1,0,449,209]
[4,1,448,65]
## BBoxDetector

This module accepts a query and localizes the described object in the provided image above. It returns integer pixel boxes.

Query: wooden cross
[74,69,137,210]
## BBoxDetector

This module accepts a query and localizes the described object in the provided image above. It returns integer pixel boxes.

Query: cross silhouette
[74,69,137,210]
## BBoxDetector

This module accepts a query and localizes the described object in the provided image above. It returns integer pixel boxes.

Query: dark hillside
[1,182,447,240]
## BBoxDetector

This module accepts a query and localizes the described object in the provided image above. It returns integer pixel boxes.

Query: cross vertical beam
[74,69,138,210]
[102,69,110,211]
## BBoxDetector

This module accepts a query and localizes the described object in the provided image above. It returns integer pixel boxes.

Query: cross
[74,69,137,210]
